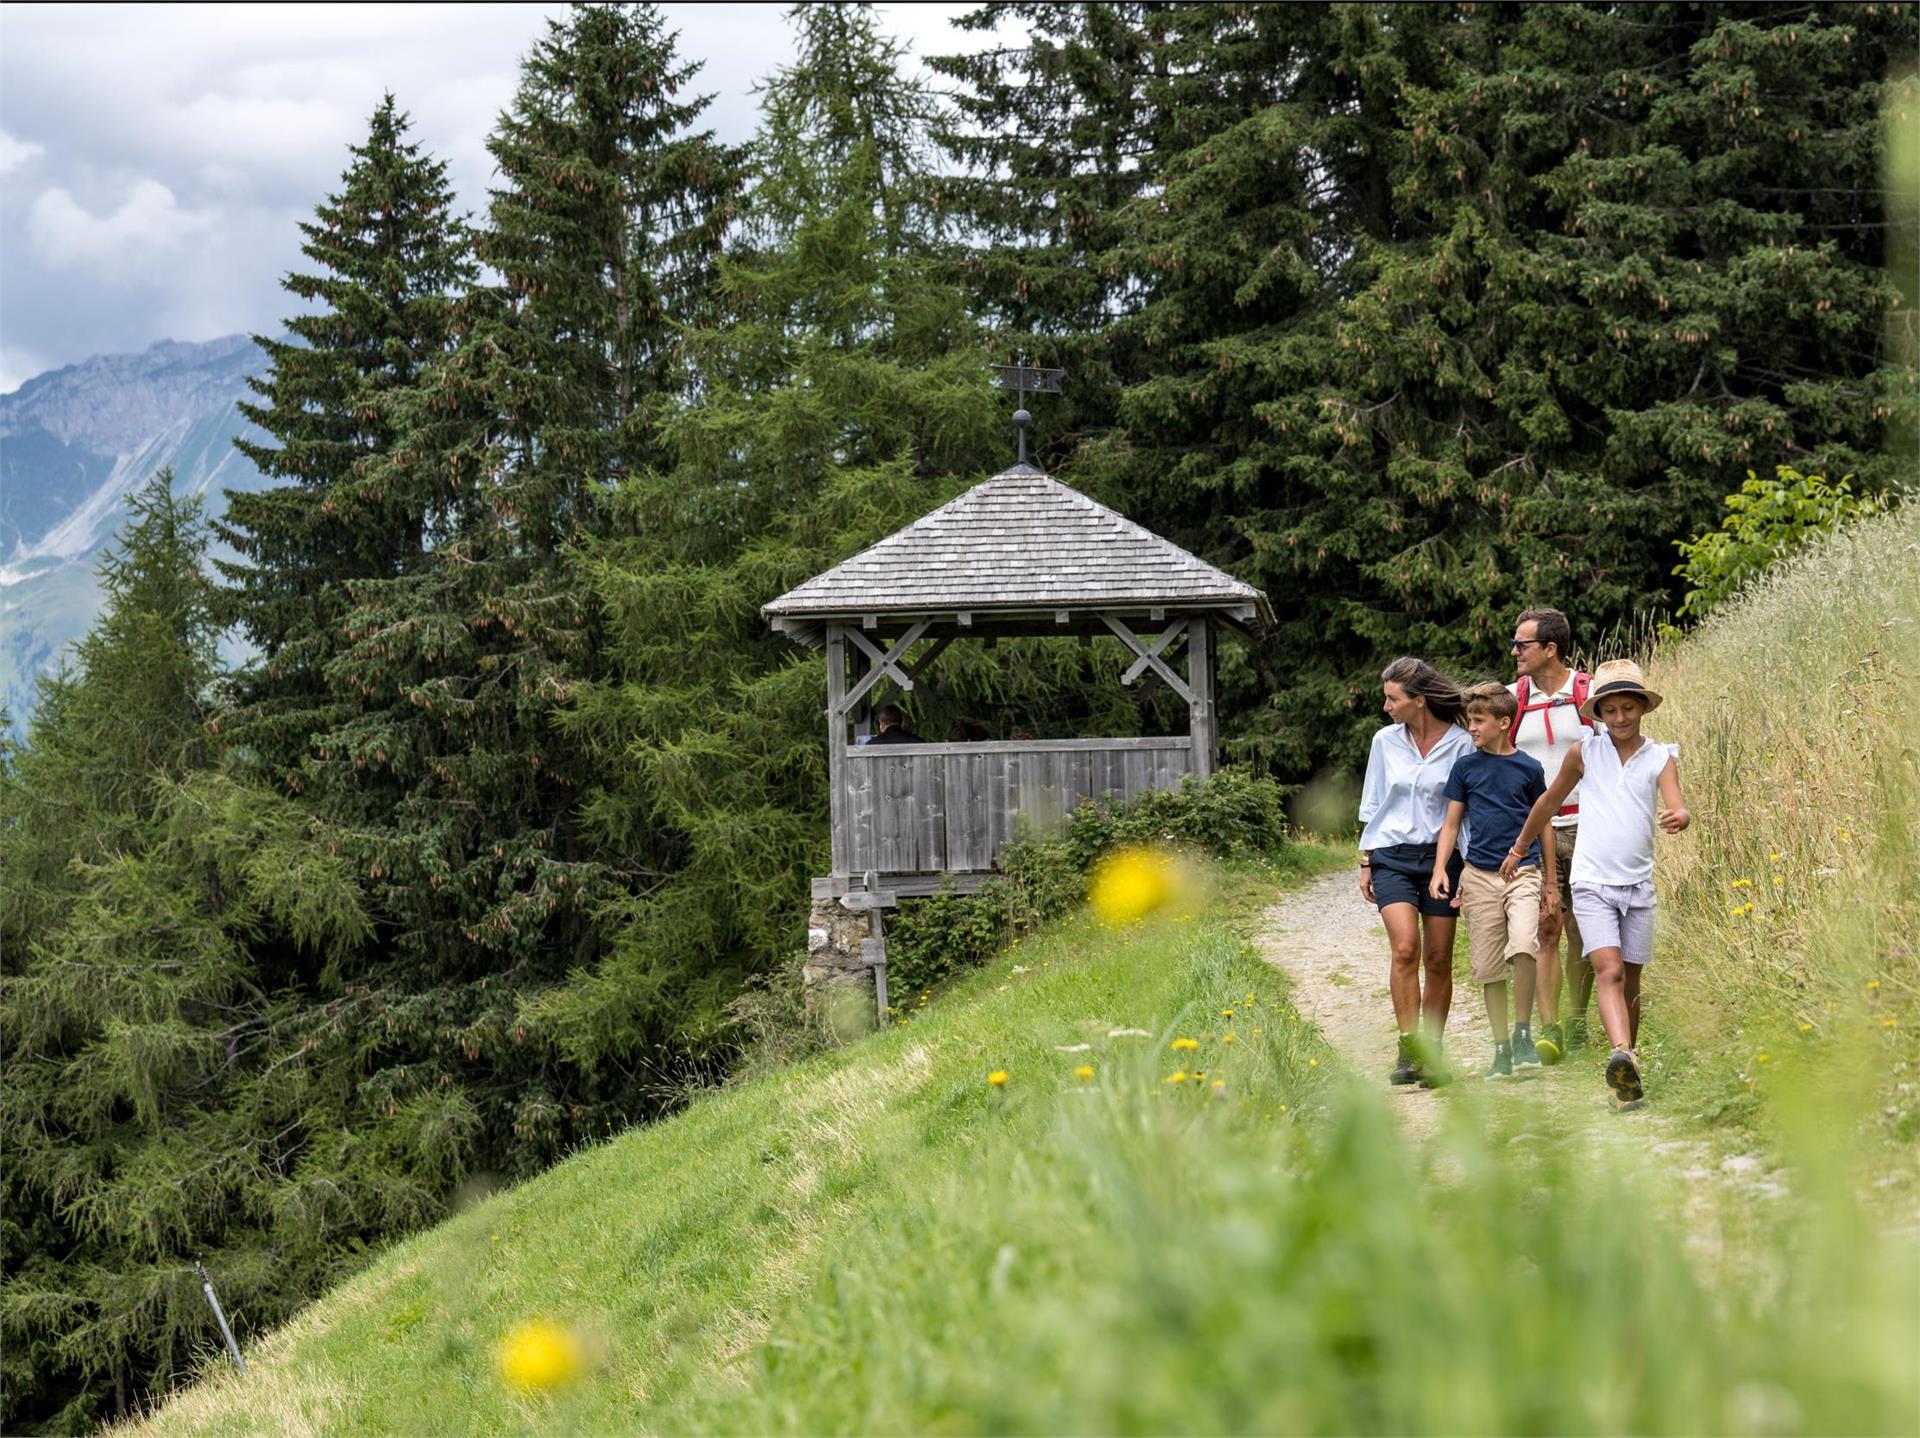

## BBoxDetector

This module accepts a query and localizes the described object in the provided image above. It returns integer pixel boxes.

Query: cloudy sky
[0,2,994,392]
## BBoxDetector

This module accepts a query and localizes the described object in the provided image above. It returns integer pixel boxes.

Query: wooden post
[1188,617,1215,780]
[826,625,849,877]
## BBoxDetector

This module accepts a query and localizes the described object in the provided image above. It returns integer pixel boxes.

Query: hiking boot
[1511,1026,1541,1069]
[1605,1047,1645,1106]
[1483,1042,1514,1080]
[1533,1021,1564,1066]
[1388,1033,1420,1086]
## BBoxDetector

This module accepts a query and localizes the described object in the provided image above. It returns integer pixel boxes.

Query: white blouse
[1357,722,1474,852]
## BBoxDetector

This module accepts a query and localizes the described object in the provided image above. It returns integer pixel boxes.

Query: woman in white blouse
[1357,657,1473,1087]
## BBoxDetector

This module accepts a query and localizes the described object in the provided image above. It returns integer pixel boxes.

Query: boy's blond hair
[1463,682,1519,726]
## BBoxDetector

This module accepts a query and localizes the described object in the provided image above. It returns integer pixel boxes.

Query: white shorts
[1570,880,1657,966]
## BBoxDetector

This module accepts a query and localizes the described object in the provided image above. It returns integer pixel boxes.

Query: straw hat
[1579,659,1664,720]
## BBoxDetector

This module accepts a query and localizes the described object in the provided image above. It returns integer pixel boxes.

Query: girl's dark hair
[1381,656,1468,727]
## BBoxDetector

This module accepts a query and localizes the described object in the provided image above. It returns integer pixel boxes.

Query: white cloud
[27,179,212,273]
[0,129,44,176]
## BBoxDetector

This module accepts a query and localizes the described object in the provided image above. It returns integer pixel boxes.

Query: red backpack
[1514,671,1593,817]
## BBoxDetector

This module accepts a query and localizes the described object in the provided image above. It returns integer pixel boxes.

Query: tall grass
[127,853,1917,1437]
[1643,504,1920,1152]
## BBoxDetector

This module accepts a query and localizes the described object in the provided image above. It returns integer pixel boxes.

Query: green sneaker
[1483,1043,1514,1080]
[1511,1026,1541,1069]
[1534,1021,1564,1066]
[1389,1033,1420,1086]
[1565,1013,1590,1050]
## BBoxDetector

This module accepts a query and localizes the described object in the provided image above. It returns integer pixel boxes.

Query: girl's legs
[1624,963,1644,1048]
[1589,945,1632,1050]
[1420,913,1458,1039]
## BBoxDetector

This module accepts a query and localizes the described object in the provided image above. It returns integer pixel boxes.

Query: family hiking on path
[1356,607,1692,1112]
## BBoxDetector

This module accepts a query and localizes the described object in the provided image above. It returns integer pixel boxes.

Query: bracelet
[1358,859,1371,869]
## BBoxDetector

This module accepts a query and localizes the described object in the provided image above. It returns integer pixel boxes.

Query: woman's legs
[1420,913,1457,1038]
[1381,902,1423,1032]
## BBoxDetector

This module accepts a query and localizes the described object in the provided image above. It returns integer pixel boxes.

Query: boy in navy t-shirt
[1429,684,1557,1078]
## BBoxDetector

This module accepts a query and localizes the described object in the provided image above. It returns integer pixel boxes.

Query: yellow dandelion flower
[1883,1016,1899,1029]
[1090,847,1176,924]
[1867,979,1882,991]
[1222,1009,1234,1018]
[1212,1080,1226,1089]
[497,1319,587,1392]
[1769,851,1782,863]
[1799,1023,1814,1033]
[1731,878,1752,889]
[1074,1065,1095,1080]
[988,1070,1008,1087]
[1773,875,1784,885]
[1308,1057,1320,1068]
[1755,1053,1771,1064]
[1171,1037,1200,1052]
[1277,1104,1288,1113]
[1165,1071,1189,1084]
[1222,1033,1237,1044]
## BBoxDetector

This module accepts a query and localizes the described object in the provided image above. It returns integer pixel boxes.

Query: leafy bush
[885,768,1293,997]
[1673,466,1890,619]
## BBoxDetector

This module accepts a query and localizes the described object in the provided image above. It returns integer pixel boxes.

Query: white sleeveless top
[1567,733,1673,887]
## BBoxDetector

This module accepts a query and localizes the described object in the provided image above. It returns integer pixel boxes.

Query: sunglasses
[1509,639,1546,652]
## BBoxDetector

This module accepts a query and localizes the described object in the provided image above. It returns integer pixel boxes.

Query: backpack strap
[1572,670,1595,730]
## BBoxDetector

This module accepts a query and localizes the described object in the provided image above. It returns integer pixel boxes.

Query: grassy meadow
[126,849,1916,1436]
[1642,502,1920,1165]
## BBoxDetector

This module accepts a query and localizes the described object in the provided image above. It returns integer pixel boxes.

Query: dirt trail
[1255,871,1790,1218]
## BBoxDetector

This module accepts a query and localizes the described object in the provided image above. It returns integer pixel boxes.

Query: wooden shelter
[767,461,1274,904]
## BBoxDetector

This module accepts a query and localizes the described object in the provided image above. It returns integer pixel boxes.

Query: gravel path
[1254,871,1792,1232]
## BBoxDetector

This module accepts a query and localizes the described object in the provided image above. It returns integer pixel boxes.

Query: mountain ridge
[0,334,276,728]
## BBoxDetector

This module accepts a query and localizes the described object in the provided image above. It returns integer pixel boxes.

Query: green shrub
[885,768,1292,997]
[1673,465,1890,620]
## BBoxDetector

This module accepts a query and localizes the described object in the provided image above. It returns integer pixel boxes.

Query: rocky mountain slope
[0,336,272,729]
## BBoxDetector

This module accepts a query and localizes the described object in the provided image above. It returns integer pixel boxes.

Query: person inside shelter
[865,703,927,745]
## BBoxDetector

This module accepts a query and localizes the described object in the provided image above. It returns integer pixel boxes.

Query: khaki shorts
[1459,863,1543,985]
[1550,825,1583,958]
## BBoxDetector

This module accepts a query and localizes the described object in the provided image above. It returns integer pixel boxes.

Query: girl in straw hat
[1501,660,1690,1110]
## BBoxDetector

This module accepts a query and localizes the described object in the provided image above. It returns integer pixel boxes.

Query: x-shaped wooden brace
[836,620,931,717]
[1100,616,1195,705]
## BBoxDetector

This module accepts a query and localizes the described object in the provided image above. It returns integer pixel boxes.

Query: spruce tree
[1,480,381,1433]
[217,94,474,788]
[1274,2,1919,768]
[274,2,740,1169]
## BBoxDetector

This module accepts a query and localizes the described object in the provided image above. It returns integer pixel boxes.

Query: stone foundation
[803,897,882,1033]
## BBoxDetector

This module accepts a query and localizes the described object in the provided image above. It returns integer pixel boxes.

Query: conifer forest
[3,4,1915,1430]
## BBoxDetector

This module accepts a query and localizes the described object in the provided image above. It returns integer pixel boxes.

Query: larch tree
[1,481,381,1434]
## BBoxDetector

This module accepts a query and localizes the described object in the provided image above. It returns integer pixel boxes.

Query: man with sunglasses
[1507,608,1595,1064]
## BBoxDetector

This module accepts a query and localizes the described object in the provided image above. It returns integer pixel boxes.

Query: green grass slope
[131,839,1916,1437]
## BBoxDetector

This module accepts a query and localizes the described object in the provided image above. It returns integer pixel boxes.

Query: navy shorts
[1370,842,1463,919]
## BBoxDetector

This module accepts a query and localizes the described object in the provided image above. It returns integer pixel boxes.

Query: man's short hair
[875,703,907,730]
[1464,682,1519,724]
[1515,607,1572,664]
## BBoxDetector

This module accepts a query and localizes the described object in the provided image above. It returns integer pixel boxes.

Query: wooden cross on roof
[989,357,1064,466]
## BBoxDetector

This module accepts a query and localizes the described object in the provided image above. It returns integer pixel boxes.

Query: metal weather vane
[989,354,1065,466]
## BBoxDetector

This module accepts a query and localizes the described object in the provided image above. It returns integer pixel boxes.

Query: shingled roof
[765,464,1272,631]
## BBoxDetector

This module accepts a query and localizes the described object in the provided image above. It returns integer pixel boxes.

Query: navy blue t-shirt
[1443,749,1547,871]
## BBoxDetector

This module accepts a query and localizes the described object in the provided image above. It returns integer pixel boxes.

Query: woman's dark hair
[1515,607,1573,665]
[1381,656,1468,727]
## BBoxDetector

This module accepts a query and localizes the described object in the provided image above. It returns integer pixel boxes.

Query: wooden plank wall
[841,738,1194,876]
